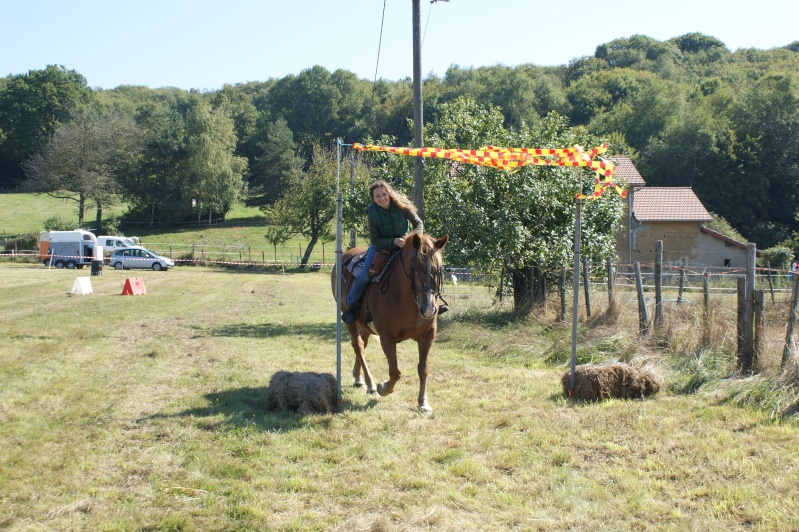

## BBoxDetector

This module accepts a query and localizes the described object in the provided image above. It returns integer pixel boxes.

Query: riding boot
[342,301,361,324]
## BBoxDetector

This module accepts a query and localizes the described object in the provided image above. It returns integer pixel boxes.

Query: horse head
[407,232,449,320]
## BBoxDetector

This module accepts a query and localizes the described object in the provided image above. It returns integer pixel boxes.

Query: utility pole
[412,0,424,219]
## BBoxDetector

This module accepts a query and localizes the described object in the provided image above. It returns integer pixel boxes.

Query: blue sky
[1,0,796,91]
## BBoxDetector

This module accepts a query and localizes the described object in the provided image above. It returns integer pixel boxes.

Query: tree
[395,97,624,315]
[125,99,189,224]
[720,72,799,246]
[22,106,142,232]
[264,143,369,267]
[184,100,248,223]
[0,65,95,186]
[246,115,302,206]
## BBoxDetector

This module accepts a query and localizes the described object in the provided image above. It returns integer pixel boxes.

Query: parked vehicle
[96,235,136,255]
[39,230,97,269]
[110,246,175,271]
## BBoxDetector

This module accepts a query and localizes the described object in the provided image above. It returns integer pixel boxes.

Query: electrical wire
[423,1,434,48]
[369,0,388,116]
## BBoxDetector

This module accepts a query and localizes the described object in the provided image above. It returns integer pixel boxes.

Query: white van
[96,236,136,255]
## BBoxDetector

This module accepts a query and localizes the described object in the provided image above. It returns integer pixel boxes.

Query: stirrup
[342,304,359,324]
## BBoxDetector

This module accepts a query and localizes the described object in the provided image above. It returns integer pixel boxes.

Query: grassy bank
[1,263,798,530]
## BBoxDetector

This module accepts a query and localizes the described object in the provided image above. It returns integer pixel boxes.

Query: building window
[724,259,731,267]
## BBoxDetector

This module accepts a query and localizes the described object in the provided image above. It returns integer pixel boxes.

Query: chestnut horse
[331,232,448,412]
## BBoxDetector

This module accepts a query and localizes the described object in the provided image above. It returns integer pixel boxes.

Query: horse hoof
[366,386,378,395]
[376,383,389,397]
[352,380,365,388]
[418,404,433,414]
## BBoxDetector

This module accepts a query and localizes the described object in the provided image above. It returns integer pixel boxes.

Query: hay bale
[266,371,338,414]
[561,363,660,401]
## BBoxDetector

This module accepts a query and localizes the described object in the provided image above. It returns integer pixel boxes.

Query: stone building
[613,156,751,270]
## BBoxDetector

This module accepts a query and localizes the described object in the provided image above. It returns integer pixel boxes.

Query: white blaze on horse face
[372,186,391,210]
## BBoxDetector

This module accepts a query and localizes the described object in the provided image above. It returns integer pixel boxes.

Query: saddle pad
[345,250,368,277]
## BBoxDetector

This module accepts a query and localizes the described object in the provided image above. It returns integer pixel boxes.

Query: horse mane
[410,231,443,270]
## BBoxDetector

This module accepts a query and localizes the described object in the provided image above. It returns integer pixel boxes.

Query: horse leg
[376,336,401,397]
[347,323,377,394]
[416,329,436,413]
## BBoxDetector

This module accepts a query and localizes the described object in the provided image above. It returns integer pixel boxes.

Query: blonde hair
[369,180,417,214]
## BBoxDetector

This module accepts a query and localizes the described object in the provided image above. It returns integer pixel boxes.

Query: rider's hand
[394,237,405,248]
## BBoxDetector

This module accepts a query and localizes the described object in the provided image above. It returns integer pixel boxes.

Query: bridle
[401,246,443,315]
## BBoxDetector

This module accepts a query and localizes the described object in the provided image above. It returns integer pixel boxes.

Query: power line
[369,0,388,116]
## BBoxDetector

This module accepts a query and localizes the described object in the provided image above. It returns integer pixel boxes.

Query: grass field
[2,194,346,267]
[2,262,799,530]
[0,193,128,237]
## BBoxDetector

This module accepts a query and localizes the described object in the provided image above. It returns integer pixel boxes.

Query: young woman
[342,180,425,324]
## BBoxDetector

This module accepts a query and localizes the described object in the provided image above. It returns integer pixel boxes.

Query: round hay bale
[266,371,338,414]
[561,362,660,401]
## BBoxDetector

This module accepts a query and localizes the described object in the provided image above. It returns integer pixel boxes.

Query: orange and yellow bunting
[352,142,627,200]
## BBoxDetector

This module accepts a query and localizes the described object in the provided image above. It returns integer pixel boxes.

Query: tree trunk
[300,235,318,267]
[95,200,103,235]
[511,265,546,316]
[78,193,86,227]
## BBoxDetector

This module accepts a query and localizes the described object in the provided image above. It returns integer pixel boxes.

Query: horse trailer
[39,230,97,269]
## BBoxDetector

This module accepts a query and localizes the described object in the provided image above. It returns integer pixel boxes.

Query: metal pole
[569,197,582,396]
[335,140,344,406]
[349,153,356,249]
[412,0,424,219]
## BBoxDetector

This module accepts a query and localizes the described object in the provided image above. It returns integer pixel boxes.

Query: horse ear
[411,232,422,249]
[434,234,449,250]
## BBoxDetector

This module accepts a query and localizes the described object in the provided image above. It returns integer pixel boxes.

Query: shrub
[42,215,77,231]
[4,231,38,252]
[759,245,793,270]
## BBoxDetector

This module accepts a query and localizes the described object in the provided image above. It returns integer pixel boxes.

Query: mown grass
[0,193,128,237]
[2,194,345,266]
[2,262,799,530]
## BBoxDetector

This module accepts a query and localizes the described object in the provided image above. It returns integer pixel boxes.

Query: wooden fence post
[559,267,567,322]
[677,266,686,303]
[606,256,615,314]
[766,260,775,304]
[737,276,754,374]
[743,243,756,370]
[753,290,764,373]
[701,269,710,347]
[782,276,799,373]
[582,256,591,318]
[654,240,663,329]
[635,262,650,337]
[737,276,745,366]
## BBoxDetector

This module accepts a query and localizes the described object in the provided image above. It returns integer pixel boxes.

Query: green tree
[246,115,302,206]
[125,98,190,224]
[406,97,624,315]
[0,65,95,186]
[265,66,370,155]
[22,106,142,232]
[264,143,370,267]
[185,99,248,223]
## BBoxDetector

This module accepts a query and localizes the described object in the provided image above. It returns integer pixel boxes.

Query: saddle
[345,248,400,281]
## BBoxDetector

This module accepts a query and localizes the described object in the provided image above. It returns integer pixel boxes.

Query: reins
[394,245,443,307]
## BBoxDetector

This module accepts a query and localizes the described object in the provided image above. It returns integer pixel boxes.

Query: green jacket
[366,201,424,250]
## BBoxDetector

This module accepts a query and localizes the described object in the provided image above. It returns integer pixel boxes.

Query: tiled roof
[700,226,748,249]
[610,155,646,187]
[633,187,712,222]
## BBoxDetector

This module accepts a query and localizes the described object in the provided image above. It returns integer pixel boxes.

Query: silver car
[110,246,175,271]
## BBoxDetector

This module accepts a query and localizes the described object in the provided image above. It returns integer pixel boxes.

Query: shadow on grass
[207,322,335,340]
[137,386,378,432]
[437,309,520,330]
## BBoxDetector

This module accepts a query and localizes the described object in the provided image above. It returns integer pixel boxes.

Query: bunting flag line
[352,142,627,200]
